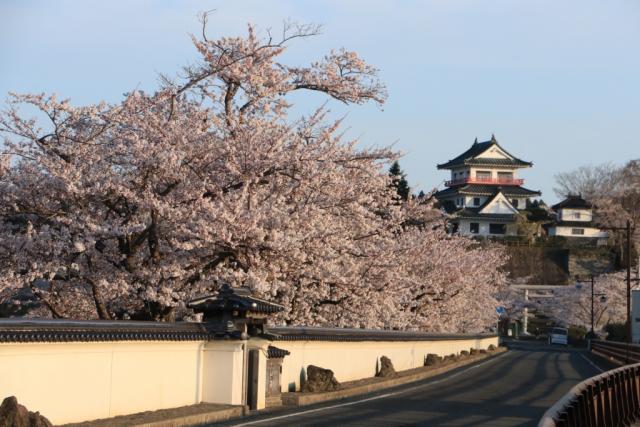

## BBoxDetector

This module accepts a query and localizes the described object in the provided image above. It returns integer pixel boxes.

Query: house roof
[435,184,541,199]
[437,136,533,169]
[551,195,593,210]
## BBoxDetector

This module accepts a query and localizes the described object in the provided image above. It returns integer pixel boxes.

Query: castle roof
[437,135,533,170]
[551,195,593,210]
[435,184,541,199]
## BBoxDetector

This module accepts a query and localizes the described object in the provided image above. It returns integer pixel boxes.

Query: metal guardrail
[538,362,640,427]
[591,340,640,365]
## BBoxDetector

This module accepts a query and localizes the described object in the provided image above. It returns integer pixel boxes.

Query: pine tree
[389,161,410,201]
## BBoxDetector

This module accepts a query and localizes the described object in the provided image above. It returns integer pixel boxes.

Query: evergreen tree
[389,161,410,201]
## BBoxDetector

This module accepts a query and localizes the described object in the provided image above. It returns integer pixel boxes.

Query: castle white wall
[558,208,593,222]
[548,226,607,238]
[458,219,517,237]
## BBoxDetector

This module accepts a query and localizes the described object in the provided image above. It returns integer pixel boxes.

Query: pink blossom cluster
[539,271,629,332]
[0,23,508,331]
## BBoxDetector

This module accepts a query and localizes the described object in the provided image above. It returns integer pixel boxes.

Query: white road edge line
[229,351,510,426]
[580,353,604,373]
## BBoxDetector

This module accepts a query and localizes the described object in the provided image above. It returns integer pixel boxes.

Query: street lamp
[575,275,606,338]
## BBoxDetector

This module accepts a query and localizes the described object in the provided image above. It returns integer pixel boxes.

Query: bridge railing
[591,340,640,365]
[538,362,640,427]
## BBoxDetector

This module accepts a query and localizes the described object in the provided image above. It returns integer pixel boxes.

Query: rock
[0,396,53,427]
[488,344,497,351]
[459,350,470,357]
[479,349,488,354]
[470,348,479,355]
[376,356,396,377]
[302,365,340,392]
[424,353,442,367]
[443,354,458,363]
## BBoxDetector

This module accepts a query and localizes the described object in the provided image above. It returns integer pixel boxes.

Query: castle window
[489,224,506,234]
[571,228,585,235]
[512,199,519,208]
[476,171,491,180]
[498,172,513,181]
[574,212,581,219]
[470,223,479,234]
[473,197,480,206]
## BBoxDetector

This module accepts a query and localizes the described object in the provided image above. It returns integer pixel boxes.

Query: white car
[548,327,569,346]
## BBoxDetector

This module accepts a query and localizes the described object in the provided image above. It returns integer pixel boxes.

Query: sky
[2,0,639,203]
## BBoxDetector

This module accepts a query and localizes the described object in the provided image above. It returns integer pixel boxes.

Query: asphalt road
[214,340,617,427]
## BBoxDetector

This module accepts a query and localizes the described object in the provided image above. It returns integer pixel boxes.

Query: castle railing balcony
[444,177,524,187]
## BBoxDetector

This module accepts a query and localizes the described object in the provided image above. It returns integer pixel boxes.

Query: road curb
[61,403,247,427]
[282,347,508,407]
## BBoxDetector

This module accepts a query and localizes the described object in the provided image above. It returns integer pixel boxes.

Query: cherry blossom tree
[540,271,629,333]
[0,20,508,331]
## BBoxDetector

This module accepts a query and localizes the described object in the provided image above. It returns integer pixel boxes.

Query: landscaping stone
[0,396,52,427]
[488,344,497,351]
[424,353,442,366]
[302,365,340,392]
[470,348,479,355]
[376,356,396,377]
[459,350,470,357]
[443,354,457,363]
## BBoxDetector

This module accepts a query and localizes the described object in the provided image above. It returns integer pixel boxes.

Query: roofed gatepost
[188,283,286,411]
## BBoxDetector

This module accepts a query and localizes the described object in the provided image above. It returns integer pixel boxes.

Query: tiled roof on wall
[268,326,496,342]
[0,319,212,343]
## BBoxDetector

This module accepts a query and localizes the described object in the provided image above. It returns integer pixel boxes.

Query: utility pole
[626,220,632,347]
[523,289,529,336]
[590,275,595,335]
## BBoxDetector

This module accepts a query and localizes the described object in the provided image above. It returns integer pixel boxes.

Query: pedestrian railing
[591,340,640,365]
[538,362,640,427]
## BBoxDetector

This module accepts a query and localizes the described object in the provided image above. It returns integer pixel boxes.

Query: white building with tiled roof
[435,135,541,237]
[546,195,608,239]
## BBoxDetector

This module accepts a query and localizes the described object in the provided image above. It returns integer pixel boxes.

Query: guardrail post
[602,376,613,427]
[634,367,640,418]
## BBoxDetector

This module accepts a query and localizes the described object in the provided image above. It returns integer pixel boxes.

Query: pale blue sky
[2,1,639,203]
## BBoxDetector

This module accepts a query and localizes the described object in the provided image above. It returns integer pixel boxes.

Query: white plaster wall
[201,341,245,406]
[276,336,499,392]
[559,208,592,222]
[550,226,607,238]
[0,341,205,425]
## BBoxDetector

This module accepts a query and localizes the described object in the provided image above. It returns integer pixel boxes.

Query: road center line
[580,353,604,373]
[229,352,510,426]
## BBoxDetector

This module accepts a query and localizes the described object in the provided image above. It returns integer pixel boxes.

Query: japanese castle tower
[435,135,541,237]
